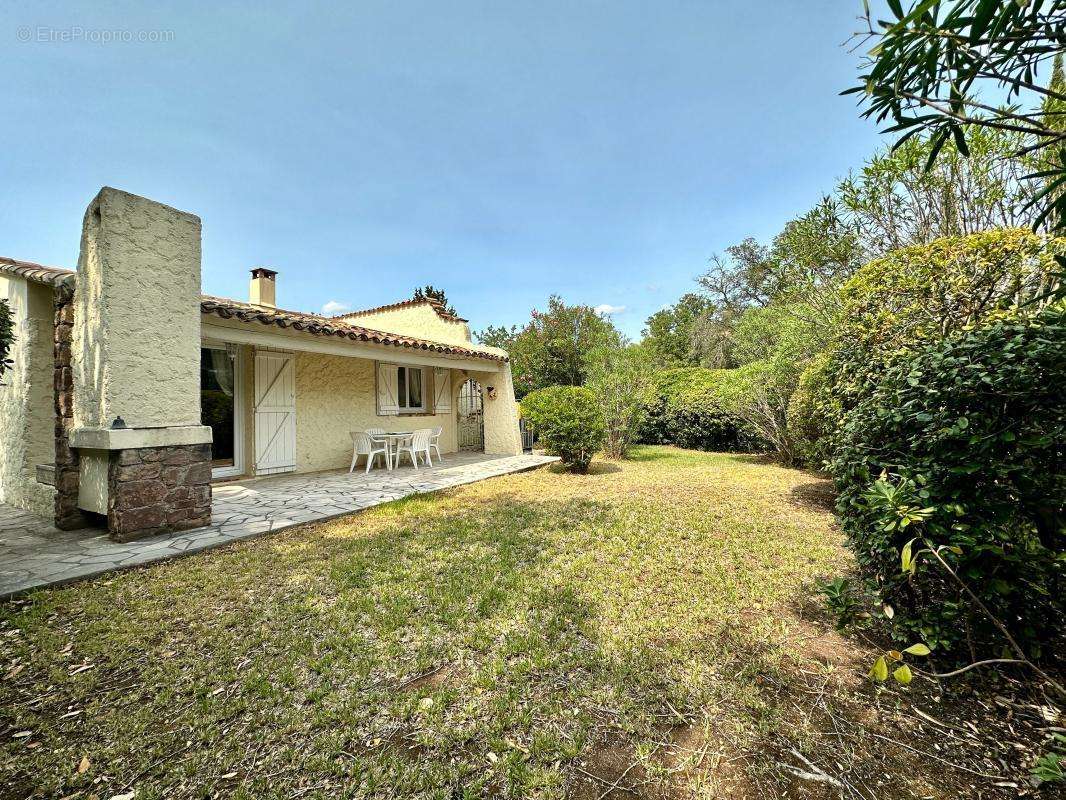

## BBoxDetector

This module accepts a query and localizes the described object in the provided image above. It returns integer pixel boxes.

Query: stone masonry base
[53,290,87,530]
[107,444,212,541]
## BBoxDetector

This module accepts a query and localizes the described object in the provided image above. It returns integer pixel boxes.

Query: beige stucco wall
[471,362,523,456]
[346,304,473,347]
[73,187,203,431]
[292,351,460,474]
[0,275,56,516]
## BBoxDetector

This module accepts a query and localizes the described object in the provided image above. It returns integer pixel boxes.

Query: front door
[201,345,242,479]
[457,379,484,451]
[254,351,296,475]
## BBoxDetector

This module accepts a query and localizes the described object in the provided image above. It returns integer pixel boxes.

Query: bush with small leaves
[821,229,1063,432]
[831,303,1066,659]
[521,386,606,473]
[638,368,752,452]
[787,353,834,468]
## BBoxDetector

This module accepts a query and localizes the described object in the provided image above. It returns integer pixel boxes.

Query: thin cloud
[322,300,350,315]
[594,303,626,316]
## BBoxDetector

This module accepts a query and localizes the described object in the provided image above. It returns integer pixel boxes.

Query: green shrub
[714,303,826,465]
[587,344,654,460]
[831,303,1066,659]
[786,353,834,468]
[825,228,1062,420]
[715,359,802,464]
[638,368,751,452]
[521,386,606,473]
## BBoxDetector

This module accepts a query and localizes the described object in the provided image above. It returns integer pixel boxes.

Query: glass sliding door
[200,345,242,478]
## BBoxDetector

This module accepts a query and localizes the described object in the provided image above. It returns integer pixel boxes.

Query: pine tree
[412,285,457,317]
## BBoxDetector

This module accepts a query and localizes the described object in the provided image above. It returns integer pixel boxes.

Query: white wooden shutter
[376,362,400,415]
[254,351,296,475]
[433,368,452,413]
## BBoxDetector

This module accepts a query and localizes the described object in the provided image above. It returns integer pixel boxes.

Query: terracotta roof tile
[201,296,503,362]
[0,255,498,362]
[333,297,468,323]
[0,256,75,287]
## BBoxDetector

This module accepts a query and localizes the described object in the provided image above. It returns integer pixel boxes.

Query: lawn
[0,447,1050,799]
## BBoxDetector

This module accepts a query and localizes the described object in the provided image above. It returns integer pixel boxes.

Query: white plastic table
[370,432,413,470]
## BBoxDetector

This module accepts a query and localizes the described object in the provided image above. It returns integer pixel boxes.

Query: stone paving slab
[0,452,557,598]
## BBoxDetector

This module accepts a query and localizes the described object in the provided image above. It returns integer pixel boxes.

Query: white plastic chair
[365,428,390,465]
[350,431,389,474]
[394,429,433,468]
[429,426,444,462]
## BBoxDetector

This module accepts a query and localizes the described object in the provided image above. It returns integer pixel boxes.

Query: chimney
[249,267,277,307]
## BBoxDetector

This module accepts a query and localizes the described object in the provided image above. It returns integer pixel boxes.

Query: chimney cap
[250,267,278,279]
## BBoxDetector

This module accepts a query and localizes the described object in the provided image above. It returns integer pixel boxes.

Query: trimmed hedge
[831,303,1066,658]
[826,228,1062,418]
[639,368,753,452]
[521,385,606,473]
[803,229,1065,471]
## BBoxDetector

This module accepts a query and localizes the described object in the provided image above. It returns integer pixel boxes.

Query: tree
[474,324,518,352]
[840,127,1042,255]
[1044,53,1066,136]
[641,293,715,367]
[481,296,622,399]
[692,199,862,367]
[849,0,1066,233]
[698,200,862,320]
[715,303,825,464]
[586,343,655,459]
[413,285,458,316]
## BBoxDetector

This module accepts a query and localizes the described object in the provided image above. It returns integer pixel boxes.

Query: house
[0,187,522,541]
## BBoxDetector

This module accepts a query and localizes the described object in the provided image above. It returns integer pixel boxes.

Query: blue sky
[1,1,886,339]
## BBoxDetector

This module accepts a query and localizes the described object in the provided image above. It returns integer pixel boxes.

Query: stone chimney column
[68,187,213,540]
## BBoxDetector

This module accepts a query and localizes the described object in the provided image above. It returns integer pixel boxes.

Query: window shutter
[376,362,400,415]
[433,368,452,413]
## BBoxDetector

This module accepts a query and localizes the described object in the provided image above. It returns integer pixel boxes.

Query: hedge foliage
[831,303,1066,657]
[521,385,606,473]
[786,353,834,468]
[825,228,1062,418]
[638,368,752,452]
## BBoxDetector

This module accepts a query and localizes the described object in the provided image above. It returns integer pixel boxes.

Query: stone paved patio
[0,452,556,598]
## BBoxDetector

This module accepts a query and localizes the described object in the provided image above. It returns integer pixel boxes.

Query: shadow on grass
[787,479,837,512]
[625,447,679,463]
[542,461,623,475]
[585,461,623,475]
[729,452,780,466]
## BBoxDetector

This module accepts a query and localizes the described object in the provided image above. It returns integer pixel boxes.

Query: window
[397,366,426,412]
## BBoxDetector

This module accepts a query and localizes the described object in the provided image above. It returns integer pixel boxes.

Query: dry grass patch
[0,447,1054,799]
